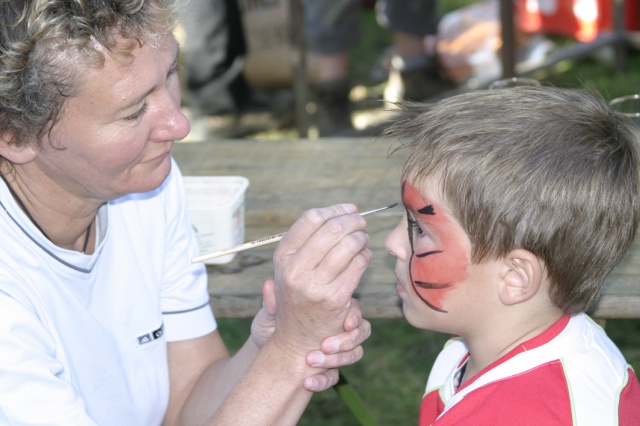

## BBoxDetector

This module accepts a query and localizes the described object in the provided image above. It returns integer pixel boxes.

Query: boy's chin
[401,303,453,334]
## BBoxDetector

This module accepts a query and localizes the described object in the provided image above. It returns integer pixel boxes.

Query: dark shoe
[311,79,355,137]
[384,55,457,103]
[185,89,295,141]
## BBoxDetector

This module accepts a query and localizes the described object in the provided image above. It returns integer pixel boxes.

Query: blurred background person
[180,0,293,138]
[304,0,455,136]
[180,0,253,117]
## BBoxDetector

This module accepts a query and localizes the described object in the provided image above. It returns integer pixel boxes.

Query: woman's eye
[124,103,148,121]
[168,61,180,78]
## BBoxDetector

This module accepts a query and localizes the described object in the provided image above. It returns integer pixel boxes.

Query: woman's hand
[303,298,371,391]
[251,280,371,392]
[269,204,371,356]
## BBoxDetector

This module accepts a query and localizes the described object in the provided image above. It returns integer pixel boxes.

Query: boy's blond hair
[388,87,639,314]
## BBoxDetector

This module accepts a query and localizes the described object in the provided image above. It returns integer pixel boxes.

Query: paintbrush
[191,203,398,263]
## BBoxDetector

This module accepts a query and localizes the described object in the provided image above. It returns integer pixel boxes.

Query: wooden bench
[172,138,640,320]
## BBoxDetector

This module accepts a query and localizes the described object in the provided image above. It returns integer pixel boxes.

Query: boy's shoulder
[421,314,640,425]
[425,336,466,393]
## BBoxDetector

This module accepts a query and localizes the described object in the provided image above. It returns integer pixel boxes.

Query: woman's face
[32,33,189,201]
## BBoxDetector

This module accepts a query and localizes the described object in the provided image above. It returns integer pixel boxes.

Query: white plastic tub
[183,176,250,264]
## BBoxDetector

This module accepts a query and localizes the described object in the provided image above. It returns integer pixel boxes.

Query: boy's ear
[498,249,543,306]
[0,131,38,164]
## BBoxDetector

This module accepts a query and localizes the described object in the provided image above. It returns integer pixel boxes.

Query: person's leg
[382,0,439,38]
[180,0,252,116]
[378,0,455,102]
[303,0,362,136]
[304,0,362,80]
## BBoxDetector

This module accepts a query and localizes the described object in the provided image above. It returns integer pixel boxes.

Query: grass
[212,7,640,425]
[217,317,640,425]
[216,317,453,425]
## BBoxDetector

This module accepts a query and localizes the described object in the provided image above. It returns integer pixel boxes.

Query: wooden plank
[172,138,640,319]
[173,138,404,318]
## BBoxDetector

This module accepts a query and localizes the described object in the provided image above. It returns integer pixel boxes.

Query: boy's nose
[385,218,408,259]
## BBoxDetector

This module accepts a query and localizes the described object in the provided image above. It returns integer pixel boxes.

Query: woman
[0,1,372,424]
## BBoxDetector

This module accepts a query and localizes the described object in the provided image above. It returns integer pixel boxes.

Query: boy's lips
[394,272,407,294]
[393,265,407,294]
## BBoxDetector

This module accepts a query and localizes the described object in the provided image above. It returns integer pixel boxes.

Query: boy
[384,87,640,425]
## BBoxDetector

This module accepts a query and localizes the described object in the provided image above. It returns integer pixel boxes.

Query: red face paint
[402,181,469,313]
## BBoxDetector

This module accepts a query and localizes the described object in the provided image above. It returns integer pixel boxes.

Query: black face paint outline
[402,181,451,313]
[418,205,435,215]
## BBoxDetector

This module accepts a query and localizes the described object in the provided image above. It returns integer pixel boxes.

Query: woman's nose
[153,83,191,142]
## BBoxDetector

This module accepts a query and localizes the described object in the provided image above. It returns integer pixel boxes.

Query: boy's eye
[124,103,148,121]
[408,217,427,238]
[406,208,434,253]
[406,208,429,249]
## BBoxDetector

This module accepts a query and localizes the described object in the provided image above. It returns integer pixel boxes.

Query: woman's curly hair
[0,0,183,146]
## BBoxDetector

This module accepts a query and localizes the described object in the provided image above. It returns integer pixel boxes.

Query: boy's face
[385,179,498,333]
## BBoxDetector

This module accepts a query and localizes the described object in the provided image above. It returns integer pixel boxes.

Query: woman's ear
[0,131,38,164]
[498,249,543,306]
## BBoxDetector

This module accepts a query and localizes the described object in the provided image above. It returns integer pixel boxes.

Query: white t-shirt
[0,159,217,425]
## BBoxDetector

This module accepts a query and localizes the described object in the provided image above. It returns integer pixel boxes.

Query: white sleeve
[425,337,468,392]
[159,160,217,342]
[0,291,97,425]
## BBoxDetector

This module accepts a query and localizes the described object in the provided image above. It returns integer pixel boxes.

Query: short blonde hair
[387,87,640,314]
[0,0,183,145]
